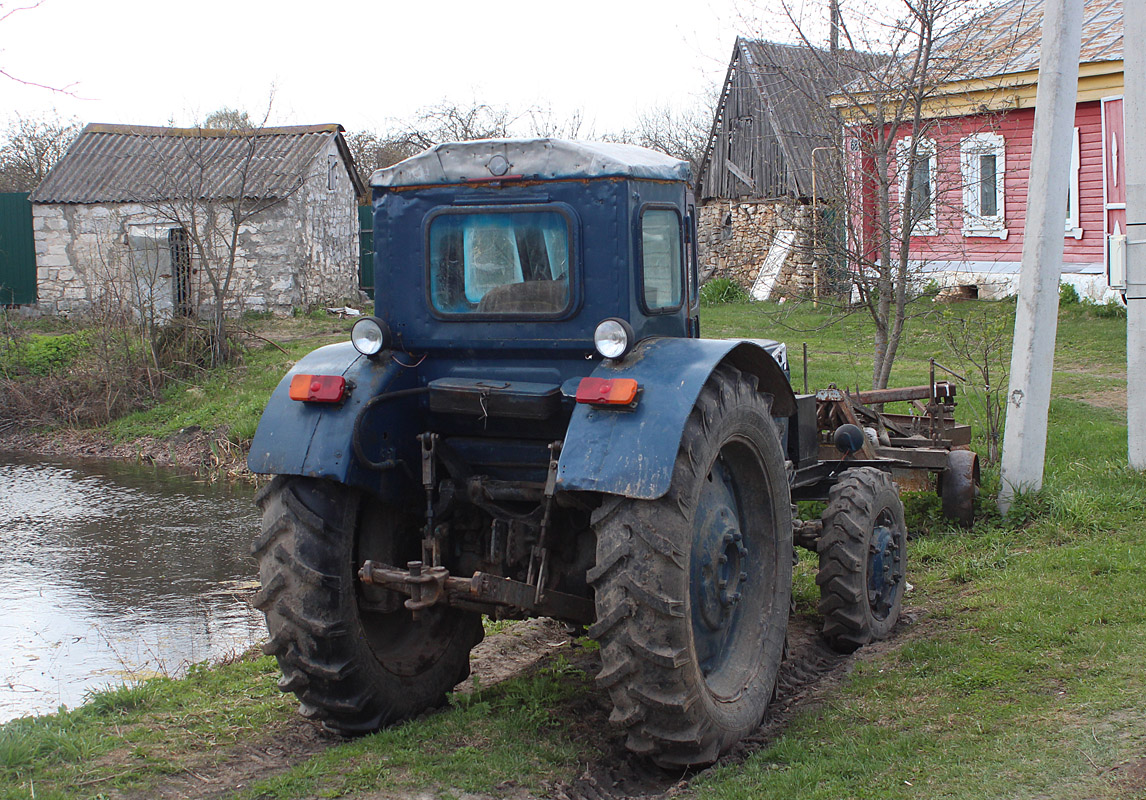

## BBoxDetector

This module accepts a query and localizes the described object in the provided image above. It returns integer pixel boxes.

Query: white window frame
[897,136,938,236]
[961,132,1008,238]
[1065,126,1083,239]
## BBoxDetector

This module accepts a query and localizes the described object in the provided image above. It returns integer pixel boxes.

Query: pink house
[849,0,1123,300]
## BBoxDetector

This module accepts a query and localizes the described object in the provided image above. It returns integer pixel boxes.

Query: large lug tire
[251,476,483,733]
[817,467,907,653]
[588,365,793,768]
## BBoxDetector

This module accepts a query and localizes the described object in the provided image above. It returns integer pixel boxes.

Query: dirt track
[119,610,902,800]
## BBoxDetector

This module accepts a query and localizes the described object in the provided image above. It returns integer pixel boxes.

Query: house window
[961,132,1007,238]
[328,154,339,192]
[168,227,193,316]
[897,137,937,236]
[1065,127,1082,239]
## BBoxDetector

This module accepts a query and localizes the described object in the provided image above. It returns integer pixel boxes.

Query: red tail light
[575,377,639,406]
[289,374,347,403]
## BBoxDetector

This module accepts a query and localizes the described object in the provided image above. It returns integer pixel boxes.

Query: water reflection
[0,452,264,722]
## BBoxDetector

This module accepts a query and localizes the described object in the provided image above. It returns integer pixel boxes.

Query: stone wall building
[29,123,365,317]
[695,40,878,301]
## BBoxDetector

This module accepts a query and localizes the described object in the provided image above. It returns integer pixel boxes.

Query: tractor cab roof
[371,138,691,188]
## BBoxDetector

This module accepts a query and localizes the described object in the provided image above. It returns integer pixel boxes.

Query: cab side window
[641,208,683,311]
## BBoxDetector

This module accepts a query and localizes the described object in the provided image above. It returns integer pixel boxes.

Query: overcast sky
[0,0,814,136]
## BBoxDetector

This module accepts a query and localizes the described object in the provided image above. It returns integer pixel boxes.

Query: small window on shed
[641,208,683,311]
[328,154,339,191]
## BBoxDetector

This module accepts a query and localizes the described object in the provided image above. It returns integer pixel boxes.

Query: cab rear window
[428,210,571,315]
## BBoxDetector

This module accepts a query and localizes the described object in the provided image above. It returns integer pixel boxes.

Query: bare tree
[523,105,588,140]
[757,0,1015,388]
[344,130,418,188]
[0,113,81,192]
[400,100,518,150]
[1,2,77,94]
[623,103,714,179]
[138,113,314,366]
[203,107,254,131]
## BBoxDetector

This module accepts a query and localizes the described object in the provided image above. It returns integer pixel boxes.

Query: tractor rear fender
[556,338,796,501]
[248,342,417,501]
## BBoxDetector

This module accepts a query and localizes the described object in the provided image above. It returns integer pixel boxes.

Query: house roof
[30,123,366,204]
[833,0,1122,119]
[698,38,884,198]
[372,138,690,188]
[936,0,1122,82]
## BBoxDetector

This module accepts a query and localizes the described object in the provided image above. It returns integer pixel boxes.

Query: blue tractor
[249,140,908,767]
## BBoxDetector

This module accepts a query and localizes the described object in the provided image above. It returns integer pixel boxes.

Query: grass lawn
[2,298,1143,800]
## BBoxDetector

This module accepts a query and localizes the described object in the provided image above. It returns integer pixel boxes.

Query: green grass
[1,313,349,446]
[104,315,350,444]
[1,298,1141,799]
[233,658,593,800]
[104,330,342,444]
[0,654,294,799]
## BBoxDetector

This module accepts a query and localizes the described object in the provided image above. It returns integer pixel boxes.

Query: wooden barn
[696,39,879,300]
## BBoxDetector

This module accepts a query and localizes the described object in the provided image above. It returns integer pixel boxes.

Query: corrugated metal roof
[31,123,365,204]
[936,0,1122,81]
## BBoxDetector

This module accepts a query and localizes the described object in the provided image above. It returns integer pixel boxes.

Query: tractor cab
[369,138,701,354]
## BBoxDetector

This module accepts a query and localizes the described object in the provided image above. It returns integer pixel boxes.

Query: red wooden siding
[863,101,1113,266]
[1102,97,1126,238]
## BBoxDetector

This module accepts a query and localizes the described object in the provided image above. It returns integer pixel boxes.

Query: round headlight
[593,318,635,360]
[351,316,391,357]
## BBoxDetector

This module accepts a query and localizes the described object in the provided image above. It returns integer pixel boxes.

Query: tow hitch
[358,560,595,624]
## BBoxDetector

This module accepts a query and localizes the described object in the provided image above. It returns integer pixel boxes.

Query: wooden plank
[726,158,754,188]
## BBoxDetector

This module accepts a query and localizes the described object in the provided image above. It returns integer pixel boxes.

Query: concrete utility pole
[1126,2,1146,469]
[998,0,1083,513]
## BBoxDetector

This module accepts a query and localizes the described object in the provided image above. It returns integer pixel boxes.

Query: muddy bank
[0,425,252,478]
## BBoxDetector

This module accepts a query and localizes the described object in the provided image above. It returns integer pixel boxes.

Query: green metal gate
[358,205,374,300]
[0,193,35,305]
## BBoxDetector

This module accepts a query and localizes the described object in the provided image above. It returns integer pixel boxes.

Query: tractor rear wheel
[817,467,907,653]
[589,365,792,767]
[252,476,482,733]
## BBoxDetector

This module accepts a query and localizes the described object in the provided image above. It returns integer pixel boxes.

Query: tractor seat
[477,280,567,313]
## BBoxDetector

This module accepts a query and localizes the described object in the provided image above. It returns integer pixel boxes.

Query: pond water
[0,452,265,723]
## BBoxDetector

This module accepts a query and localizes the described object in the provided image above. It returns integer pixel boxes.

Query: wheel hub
[867,523,902,621]
[697,514,747,630]
[691,457,753,678]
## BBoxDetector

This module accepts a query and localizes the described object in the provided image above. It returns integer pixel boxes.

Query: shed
[695,39,879,300]
[29,123,366,317]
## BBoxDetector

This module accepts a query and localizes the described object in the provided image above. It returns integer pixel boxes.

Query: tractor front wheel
[589,365,792,767]
[817,467,907,653]
[251,476,483,733]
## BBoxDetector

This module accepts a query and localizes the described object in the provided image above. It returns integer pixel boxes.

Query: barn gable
[698,39,881,202]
